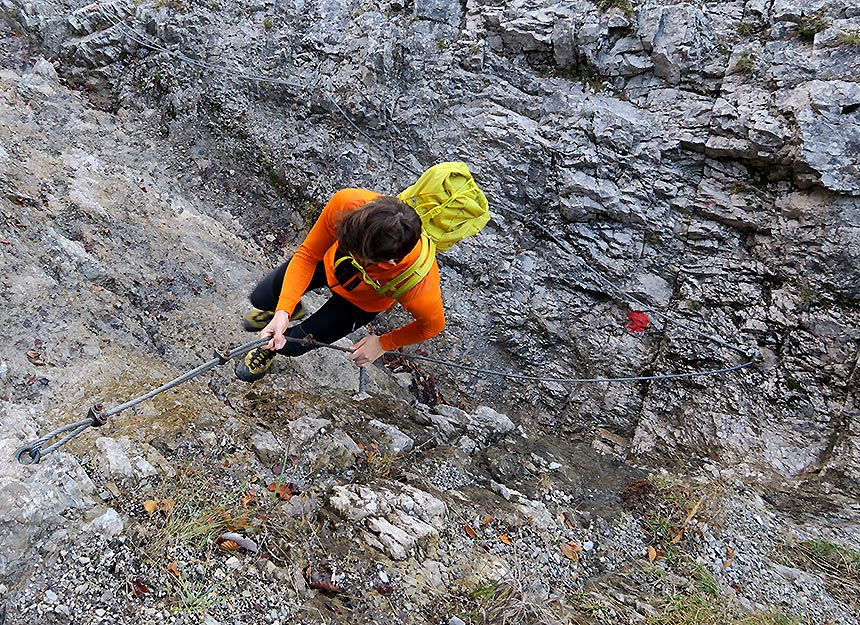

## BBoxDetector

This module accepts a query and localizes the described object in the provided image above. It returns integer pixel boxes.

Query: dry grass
[780,538,860,607]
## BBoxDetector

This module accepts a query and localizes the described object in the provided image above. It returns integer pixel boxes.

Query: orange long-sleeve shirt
[275,189,445,350]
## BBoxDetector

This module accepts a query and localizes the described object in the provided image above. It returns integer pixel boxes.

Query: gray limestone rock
[367,419,414,455]
[287,416,331,445]
[0,439,97,578]
[250,428,283,467]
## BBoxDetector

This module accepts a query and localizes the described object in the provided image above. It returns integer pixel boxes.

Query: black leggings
[249,259,379,357]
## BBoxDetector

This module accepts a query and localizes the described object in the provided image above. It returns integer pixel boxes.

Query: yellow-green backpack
[397,161,491,253]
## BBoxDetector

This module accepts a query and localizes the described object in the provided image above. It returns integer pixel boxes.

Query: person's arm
[348,275,445,365]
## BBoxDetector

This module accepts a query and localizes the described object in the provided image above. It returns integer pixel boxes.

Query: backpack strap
[377,234,436,300]
[332,233,436,301]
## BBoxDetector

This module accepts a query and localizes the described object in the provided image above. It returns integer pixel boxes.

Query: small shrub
[798,13,831,42]
[735,51,757,73]
[263,16,273,30]
[835,29,860,46]
[598,0,634,17]
[738,22,755,37]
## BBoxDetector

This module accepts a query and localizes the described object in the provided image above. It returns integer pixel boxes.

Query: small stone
[449,617,467,625]
[225,556,241,570]
[44,590,58,603]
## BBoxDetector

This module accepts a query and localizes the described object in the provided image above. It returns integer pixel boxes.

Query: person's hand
[349,335,386,367]
[260,310,290,350]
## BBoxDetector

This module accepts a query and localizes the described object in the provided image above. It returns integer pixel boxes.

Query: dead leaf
[167,562,180,578]
[305,564,344,594]
[240,491,257,508]
[228,514,248,532]
[498,534,513,545]
[480,516,494,525]
[267,481,294,502]
[143,500,158,516]
[375,583,393,596]
[681,497,704,527]
[217,540,239,551]
[647,545,658,562]
[723,545,736,569]
[158,498,175,513]
[561,542,582,561]
[671,529,684,544]
[216,532,259,553]
[128,579,149,598]
[464,525,477,538]
[562,511,576,529]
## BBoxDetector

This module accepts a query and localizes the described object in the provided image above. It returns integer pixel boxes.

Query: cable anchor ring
[14,444,42,465]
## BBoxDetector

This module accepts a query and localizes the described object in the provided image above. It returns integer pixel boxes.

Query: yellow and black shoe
[242,301,307,331]
[235,347,278,382]
[243,309,275,332]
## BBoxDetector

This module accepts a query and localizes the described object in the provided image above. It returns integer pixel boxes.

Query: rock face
[0,0,859,623]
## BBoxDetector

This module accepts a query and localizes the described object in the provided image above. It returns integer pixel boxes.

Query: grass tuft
[781,538,860,606]
[798,13,831,42]
[835,30,860,46]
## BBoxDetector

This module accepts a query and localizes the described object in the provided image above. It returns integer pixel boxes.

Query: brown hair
[336,196,421,263]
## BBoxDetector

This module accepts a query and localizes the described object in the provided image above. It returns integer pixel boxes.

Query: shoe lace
[248,348,275,368]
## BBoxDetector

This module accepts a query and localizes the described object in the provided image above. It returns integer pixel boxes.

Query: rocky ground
[1,0,860,623]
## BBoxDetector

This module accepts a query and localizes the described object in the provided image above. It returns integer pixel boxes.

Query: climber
[235,189,445,382]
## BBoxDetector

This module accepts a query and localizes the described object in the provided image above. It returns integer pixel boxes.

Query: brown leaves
[561,542,583,561]
[646,546,666,563]
[723,546,736,569]
[305,564,344,594]
[267,481,300,502]
[240,490,258,508]
[167,562,180,578]
[143,498,175,516]
[128,579,149,598]
[465,517,517,547]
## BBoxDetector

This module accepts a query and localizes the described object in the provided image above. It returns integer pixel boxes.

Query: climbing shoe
[242,301,306,331]
[235,347,277,382]
[243,309,274,331]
